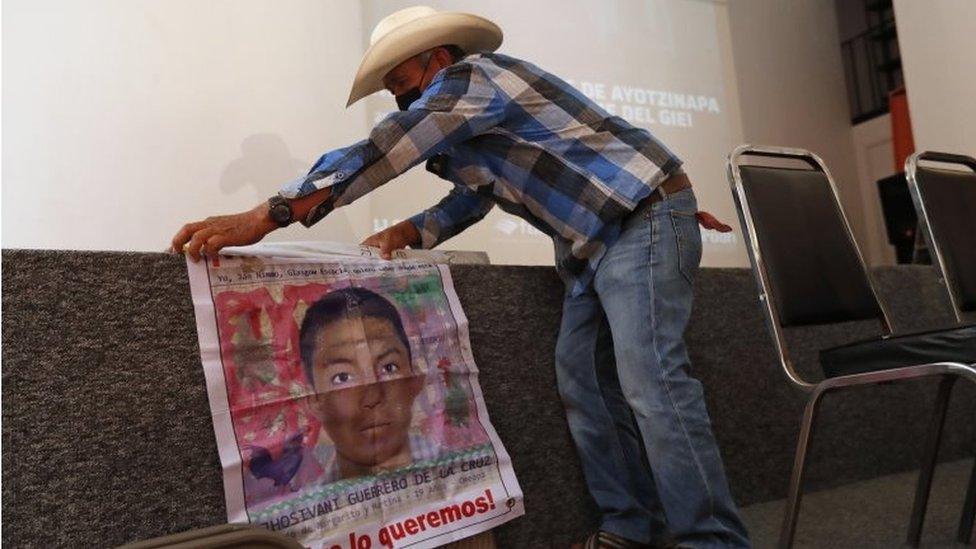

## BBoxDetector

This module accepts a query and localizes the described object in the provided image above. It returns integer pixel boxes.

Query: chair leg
[778,391,826,549]
[958,457,976,544]
[907,376,957,547]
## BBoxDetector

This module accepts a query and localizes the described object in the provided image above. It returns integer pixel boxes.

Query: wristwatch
[267,195,293,227]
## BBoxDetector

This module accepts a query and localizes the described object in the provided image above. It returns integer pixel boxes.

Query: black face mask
[396,88,422,111]
[395,55,433,111]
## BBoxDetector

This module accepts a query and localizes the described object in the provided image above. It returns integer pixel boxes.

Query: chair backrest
[727,145,891,389]
[906,151,976,322]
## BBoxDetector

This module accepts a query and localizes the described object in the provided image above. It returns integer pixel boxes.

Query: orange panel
[890,87,915,172]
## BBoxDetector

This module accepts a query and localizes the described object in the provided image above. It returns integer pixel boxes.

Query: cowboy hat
[346,6,503,107]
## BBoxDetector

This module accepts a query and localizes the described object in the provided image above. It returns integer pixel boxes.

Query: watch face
[271,203,291,225]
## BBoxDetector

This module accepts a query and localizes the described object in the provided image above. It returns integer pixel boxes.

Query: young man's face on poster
[307,312,423,473]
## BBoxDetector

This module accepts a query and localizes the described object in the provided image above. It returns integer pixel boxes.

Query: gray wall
[3,251,973,547]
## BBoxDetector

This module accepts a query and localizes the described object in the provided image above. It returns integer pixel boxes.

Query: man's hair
[441,45,467,63]
[419,44,467,65]
[299,287,412,385]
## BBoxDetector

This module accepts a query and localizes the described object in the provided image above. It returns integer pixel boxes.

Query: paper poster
[187,253,523,548]
[218,242,490,266]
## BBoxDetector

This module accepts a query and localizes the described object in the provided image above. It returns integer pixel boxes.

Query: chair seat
[819,325,976,378]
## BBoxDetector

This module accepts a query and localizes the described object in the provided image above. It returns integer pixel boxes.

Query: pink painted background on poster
[210,271,490,506]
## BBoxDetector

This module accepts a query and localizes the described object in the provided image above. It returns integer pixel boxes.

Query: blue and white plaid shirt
[280,53,682,296]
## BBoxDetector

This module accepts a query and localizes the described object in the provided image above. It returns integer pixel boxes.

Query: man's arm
[170,187,332,261]
[171,61,506,259]
[362,186,495,258]
[282,62,507,226]
[408,186,495,249]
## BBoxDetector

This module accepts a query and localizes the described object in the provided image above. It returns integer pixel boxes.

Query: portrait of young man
[242,287,442,500]
[298,287,434,482]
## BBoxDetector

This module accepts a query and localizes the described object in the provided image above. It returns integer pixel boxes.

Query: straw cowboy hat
[346,6,503,107]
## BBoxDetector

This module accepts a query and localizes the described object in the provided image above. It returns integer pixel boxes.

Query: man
[172,6,749,548]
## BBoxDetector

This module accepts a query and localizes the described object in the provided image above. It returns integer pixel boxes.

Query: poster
[218,241,490,266]
[187,252,523,548]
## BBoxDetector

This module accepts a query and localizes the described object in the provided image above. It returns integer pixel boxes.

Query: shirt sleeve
[408,185,495,249]
[279,61,508,227]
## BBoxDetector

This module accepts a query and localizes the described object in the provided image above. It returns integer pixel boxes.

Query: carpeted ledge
[2,250,973,548]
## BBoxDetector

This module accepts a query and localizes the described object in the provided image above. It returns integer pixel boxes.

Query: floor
[740,459,973,548]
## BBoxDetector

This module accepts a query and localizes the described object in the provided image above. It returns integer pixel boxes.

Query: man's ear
[421,48,453,90]
[433,47,454,67]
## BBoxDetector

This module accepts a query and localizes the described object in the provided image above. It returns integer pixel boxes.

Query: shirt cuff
[279,170,347,200]
[407,212,440,249]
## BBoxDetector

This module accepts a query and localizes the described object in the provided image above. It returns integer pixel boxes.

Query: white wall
[851,115,896,266]
[724,0,870,250]
[893,0,976,156]
[4,0,884,271]
[2,0,372,251]
[1,0,747,266]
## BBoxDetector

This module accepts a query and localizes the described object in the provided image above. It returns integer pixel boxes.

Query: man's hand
[170,203,278,261]
[361,220,421,259]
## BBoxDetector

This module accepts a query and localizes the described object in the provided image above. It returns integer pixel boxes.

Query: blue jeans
[555,188,750,548]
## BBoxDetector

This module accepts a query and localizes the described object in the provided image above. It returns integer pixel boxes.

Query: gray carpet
[3,250,974,548]
[742,459,973,548]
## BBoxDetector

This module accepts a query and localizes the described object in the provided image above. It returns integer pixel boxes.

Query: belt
[629,172,693,218]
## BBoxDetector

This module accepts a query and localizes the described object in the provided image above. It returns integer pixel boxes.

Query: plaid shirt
[280,53,682,296]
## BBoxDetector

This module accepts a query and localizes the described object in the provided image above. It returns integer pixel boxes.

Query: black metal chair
[907,150,976,544]
[726,145,976,548]
[907,151,976,324]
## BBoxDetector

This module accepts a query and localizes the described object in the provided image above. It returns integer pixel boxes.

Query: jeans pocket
[669,209,703,285]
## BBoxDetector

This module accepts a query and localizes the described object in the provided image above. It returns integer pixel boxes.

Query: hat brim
[346,12,503,107]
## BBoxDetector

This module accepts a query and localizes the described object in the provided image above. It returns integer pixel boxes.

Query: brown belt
[647,171,692,205]
[629,171,693,220]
